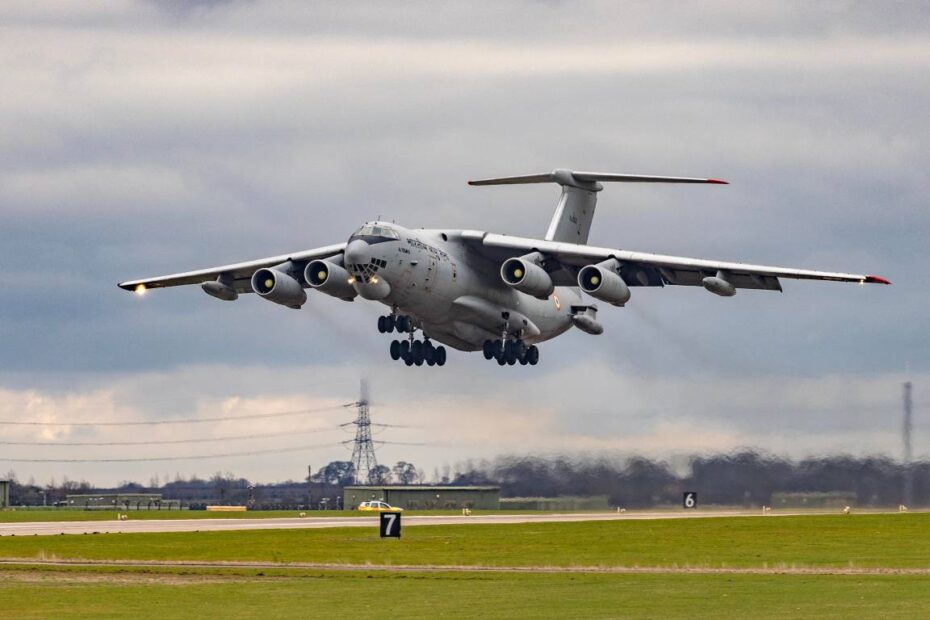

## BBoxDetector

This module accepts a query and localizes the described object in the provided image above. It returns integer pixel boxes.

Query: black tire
[496,356,506,366]
[412,340,424,365]
[424,340,435,355]
[504,343,517,365]
[403,354,413,366]
[482,340,494,360]
[400,340,410,356]
[389,340,401,361]
[519,357,528,365]
[528,345,539,365]
[386,315,396,333]
[493,339,504,360]
[424,344,436,366]
[436,346,446,366]
[377,316,386,333]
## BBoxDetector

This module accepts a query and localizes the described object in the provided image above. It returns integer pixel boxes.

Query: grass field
[1,513,928,618]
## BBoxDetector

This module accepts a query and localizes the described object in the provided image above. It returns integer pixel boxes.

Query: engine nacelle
[702,271,737,297]
[500,253,554,299]
[577,259,631,306]
[304,259,357,301]
[251,266,307,309]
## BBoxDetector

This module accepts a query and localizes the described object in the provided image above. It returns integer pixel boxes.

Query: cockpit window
[352,225,398,239]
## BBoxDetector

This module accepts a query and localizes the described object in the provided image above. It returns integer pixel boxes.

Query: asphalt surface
[0,509,827,537]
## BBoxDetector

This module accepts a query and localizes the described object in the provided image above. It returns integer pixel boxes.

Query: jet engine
[500,252,554,299]
[577,258,631,306]
[251,265,307,309]
[304,259,357,301]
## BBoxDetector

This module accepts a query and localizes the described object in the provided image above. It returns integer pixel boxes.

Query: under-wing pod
[571,306,604,335]
[702,270,737,297]
[500,252,554,299]
[201,275,238,301]
[577,258,631,306]
[251,264,307,309]
[304,259,357,301]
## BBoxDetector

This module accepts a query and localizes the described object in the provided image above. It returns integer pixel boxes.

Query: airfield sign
[380,512,402,538]
[683,492,698,509]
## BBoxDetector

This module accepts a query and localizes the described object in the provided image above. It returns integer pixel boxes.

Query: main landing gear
[482,339,539,366]
[381,314,446,367]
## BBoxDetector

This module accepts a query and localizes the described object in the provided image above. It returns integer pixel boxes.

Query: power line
[0,426,343,447]
[0,405,348,427]
[0,441,345,463]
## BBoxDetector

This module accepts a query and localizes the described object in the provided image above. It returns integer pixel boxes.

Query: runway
[0,509,840,537]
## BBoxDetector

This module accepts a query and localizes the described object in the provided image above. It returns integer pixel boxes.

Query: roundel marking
[552,294,561,311]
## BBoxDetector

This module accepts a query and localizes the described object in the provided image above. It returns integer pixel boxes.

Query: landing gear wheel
[496,356,506,366]
[377,316,386,333]
[400,340,411,356]
[504,341,517,365]
[412,340,424,366]
[425,344,436,366]
[482,340,494,360]
[389,340,401,361]
[493,339,504,361]
[403,354,413,366]
[527,345,539,365]
[385,315,396,333]
[519,356,528,365]
[435,346,446,366]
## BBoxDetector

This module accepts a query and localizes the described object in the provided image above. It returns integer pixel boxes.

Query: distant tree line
[5,453,928,508]
[451,452,930,507]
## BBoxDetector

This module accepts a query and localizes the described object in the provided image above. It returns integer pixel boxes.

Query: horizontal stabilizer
[469,168,727,188]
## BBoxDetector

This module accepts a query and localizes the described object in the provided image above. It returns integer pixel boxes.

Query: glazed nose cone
[345,239,370,265]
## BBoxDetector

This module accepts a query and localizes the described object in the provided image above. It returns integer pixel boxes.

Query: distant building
[0,480,9,508]
[344,485,500,510]
[64,493,181,510]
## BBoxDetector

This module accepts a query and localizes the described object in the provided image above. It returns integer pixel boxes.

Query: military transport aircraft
[120,169,889,367]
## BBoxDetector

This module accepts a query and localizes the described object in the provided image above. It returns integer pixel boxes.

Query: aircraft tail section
[468,169,727,245]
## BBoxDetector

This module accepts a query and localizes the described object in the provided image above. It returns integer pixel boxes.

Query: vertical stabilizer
[544,170,602,243]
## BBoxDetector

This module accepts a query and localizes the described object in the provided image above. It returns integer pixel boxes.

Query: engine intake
[304,259,357,301]
[578,259,631,306]
[500,253,554,299]
[251,266,307,309]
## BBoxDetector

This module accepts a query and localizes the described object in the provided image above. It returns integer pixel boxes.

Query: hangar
[344,485,500,510]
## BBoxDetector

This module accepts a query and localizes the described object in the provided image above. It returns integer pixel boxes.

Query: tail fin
[468,169,727,244]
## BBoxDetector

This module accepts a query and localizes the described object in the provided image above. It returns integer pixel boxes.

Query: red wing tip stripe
[865,275,891,285]
[706,178,729,184]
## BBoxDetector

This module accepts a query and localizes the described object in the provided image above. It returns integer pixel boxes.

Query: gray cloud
[0,1,927,483]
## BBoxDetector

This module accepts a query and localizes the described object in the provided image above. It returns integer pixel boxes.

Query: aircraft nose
[345,239,370,265]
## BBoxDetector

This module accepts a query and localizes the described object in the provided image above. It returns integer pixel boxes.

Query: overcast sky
[1,1,927,485]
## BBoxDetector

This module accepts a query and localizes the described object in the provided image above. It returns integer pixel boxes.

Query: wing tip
[706,178,729,184]
[865,275,892,285]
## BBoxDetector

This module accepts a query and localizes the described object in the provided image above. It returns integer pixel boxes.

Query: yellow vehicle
[357,500,403,512]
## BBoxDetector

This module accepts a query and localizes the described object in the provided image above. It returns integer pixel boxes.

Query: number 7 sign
[380,512,402,538]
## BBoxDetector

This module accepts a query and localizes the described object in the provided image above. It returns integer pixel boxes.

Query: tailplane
[468,169,727,244]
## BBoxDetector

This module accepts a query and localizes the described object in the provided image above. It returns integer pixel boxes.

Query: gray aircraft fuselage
[344,222,578,351]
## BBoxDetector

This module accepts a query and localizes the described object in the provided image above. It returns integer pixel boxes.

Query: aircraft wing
[460,231,890,290]
[118,243,347,293]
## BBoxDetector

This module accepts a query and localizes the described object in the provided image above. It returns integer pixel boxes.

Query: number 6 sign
[380,511,402,538]
[683,492,697,509]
